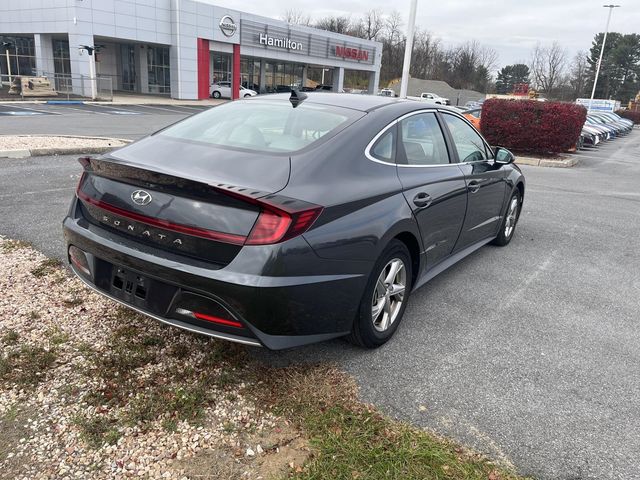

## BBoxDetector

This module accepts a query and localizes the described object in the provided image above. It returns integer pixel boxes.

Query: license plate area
[110,267,150,307]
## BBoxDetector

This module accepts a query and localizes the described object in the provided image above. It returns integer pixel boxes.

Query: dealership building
[0,0,382,99]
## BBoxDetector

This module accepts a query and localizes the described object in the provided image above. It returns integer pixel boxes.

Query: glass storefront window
[240,57,260,91]
[52,39,71,92]
[0,35,36,79]
[147,46,170,94]
[260,59,304,93]
[212,53,231,84]
[121,44,136,91]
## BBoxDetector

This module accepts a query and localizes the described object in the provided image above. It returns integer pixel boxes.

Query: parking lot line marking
[128,104,198,114]
[48,105,109,115]
[0,105,53,117]
[173,105,210,111]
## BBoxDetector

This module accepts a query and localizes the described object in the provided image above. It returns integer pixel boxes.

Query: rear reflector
[69,245,91,276]
[175,307,243,329]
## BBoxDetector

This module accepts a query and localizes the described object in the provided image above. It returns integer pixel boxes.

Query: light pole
[321,68,329,85]
[399,0,418,98]
[79,45,98,100]
[588,4,620,110]
[2,42,12,85]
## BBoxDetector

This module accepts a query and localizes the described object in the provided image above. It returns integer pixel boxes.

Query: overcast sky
[210,0,639,72]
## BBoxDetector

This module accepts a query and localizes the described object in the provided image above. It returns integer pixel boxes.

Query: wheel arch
[515,181,525,219]
[393,231,421,288]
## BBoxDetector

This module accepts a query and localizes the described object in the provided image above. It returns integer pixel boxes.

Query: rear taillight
[246,205,323,245]
[215,187,323,246]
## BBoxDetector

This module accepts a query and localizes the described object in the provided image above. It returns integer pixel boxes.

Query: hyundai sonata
[63,92,525,349]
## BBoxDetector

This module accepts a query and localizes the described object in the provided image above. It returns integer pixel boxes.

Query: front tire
[212,91,221,99]
[492,190,521,246]
[348,240,412,348]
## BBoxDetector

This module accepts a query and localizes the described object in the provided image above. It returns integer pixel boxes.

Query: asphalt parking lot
[0,102,208,139]
[1,109,639,479]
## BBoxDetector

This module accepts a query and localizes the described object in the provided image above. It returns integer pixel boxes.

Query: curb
[0,145,124,159]
[0,135,131,159]
[516,156,578,168]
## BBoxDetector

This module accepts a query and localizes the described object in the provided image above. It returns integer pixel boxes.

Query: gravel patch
[0,237,305,480]
[0,135,128,151]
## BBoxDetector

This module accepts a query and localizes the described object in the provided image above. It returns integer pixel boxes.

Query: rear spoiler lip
[78,154,278,202]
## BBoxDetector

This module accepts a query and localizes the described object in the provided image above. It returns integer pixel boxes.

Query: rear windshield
[160,99,362,153]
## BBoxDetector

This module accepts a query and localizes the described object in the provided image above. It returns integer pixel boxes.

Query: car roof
[249,92,463,114]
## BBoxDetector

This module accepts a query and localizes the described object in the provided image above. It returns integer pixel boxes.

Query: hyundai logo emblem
[131,190,152,206]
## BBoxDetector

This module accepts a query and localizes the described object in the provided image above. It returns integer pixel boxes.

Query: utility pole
[589,4,620,111]
[399,0,418,98]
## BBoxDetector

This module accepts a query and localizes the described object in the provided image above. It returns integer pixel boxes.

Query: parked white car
[378,88,395,97]
[420,92,450,105]
[210,82,258,99]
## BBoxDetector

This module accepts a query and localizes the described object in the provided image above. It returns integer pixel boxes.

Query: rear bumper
[63,209,369,350]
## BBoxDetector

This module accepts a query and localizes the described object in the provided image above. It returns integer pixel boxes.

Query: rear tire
[492,190,521,246]
[212,91,221,99]
[348,240,412,348]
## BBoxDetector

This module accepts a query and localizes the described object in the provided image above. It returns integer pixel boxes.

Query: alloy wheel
[504,196,519,238]
[371,258,407,332]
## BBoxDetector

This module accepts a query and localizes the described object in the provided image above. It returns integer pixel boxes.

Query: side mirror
[494,146,515,165]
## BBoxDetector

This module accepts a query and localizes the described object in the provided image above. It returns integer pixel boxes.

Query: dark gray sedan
[63,92,525,349]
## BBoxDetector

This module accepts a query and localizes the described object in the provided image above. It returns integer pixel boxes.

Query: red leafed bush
[616,109,640,124]
[480,99,587,155]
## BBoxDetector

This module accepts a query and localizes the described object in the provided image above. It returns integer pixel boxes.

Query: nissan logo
[131,190,152,206]
[219,15,237,37]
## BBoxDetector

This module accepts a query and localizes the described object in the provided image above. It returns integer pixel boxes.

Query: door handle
[413,192,432,208]
[468,180,480,193]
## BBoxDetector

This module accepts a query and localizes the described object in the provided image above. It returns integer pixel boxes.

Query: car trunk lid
[76,137,291,266]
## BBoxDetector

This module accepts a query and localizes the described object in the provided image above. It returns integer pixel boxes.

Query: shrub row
[480,99,587,155]
[615,109,640,124]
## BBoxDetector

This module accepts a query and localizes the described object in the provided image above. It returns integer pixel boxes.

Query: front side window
[161,100,362,153]
[398,112,449,165]
[442,114,489,162]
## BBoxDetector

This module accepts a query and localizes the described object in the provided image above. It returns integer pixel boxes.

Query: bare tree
[384,10,403,45]
[315,16,352,35]
[477,44,499,73]
[281,9,311,26]
[354,10,385,41]
[530,42,567,96]
[569,50,589,98]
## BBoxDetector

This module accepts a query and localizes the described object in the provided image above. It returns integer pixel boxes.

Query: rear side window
[398,112,450,165]
[370,126,396,163]
[441,113,489,162]
[160,100,362,153]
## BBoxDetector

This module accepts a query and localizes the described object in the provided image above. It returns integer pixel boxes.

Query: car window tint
[398,112,449,165]
[442,114,488,162]
[370,128,395,163]
[160,100,362,153]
